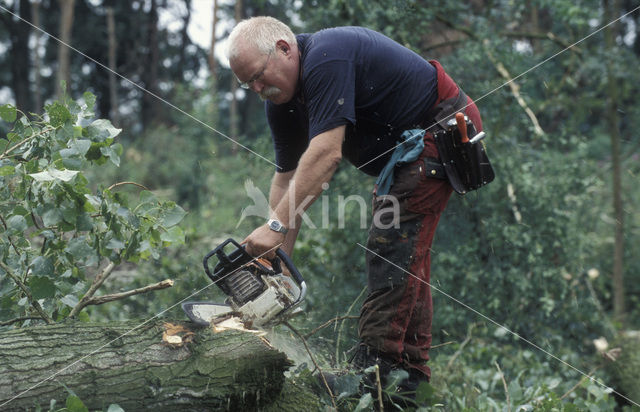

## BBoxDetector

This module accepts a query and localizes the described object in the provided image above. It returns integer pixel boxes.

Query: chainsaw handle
[275,248,307,304]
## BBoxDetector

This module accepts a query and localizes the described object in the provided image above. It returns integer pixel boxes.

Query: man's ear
[276,39,290,55]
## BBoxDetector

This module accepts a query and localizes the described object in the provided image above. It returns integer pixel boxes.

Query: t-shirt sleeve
[303,59,356,139]
[266,101,308,173]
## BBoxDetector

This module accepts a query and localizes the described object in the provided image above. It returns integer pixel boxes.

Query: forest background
[1,0,640,410]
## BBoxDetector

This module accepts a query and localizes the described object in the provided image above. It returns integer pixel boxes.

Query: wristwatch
[267,219,288,234]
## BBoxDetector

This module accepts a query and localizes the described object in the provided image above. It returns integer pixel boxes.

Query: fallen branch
[0,261,53,324]
[78,279,174,307]
[559,366,600,400]
[431,340,456,350]
[69,262,116,317]
[336,285,367,364]
[447,323,476,369]
[495,361,511,412]
[375,364,384,411]
[303,315,359,339]
[0,215,20,256]
[0,127,54,160]
[107,181,150,192]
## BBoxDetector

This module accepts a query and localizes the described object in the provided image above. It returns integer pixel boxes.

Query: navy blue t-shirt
[267,27,438,176]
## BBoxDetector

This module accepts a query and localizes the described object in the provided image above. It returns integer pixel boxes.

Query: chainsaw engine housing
[189,238,306,327]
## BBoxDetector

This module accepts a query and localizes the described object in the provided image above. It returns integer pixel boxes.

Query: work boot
[349,343,408,409]
[389,367,430,408]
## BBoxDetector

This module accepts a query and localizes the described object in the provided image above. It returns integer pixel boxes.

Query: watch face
[268,219,286,233]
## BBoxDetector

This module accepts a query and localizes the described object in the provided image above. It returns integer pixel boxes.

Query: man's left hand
[243,224,286,259]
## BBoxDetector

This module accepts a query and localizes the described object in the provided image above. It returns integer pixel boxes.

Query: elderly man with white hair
[227,15,483,406]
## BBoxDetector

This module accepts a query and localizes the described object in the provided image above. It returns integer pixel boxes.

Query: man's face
[230,43,298,105]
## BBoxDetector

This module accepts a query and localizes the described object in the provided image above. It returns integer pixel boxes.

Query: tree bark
[141,0,160,128]
[56,0,76,99]
[603,0,625,324]
[208,0,219,95]
[106,6,119,126]
[0,320,319,411]
[3,0,32,112]
[229,0,242,153]
[31,0,43,112]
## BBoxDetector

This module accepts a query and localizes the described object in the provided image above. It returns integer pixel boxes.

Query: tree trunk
[208,0,219,94]
[229,0,242,153]
[56,0,76,99]
[603,0,625,324]
[0,320,319,411]
[106,6,119,126]
[31,0,43,112]
[4,0,32,113]
[141,0,160,128]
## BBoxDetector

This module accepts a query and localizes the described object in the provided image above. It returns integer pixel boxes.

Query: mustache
[259,86,282,101]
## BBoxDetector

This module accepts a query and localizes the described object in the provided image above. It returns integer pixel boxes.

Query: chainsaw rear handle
[275,248,307,305]
[203,238,306,303]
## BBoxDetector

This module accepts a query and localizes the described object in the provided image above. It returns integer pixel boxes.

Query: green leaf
[65,394,89,412]
[106,238,126,250]
[70,139,92,157]
[86,119,121,141]
[415,381,436,405]
[159,204,187,227]
[45,101,72,128]
[83,91,96,112]
[160,226,185,245]
[76,212,94,231]
[7,215,28,233]
[29,168,79,182]
[60,294,79,308]
[0,165,15,176]
[28,276,56,299]
[106,404,125,412]
[31,256,54,277]
[65,237,94,260]
[354,393,373,412]
[139,190,157,204]
[100,145,121,167]
[0,104,17,122]
[41,206,63,227]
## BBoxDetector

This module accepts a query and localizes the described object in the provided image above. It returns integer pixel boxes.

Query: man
[227,16,482,400]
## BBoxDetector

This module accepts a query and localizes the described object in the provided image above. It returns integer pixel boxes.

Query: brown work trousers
[358,60,482,380]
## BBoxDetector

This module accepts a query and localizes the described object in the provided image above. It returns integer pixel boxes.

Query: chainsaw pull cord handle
[275,249,307,305]
[456,112,469,143]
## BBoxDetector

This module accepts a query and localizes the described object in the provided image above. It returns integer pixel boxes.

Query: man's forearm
[272,126,344,231]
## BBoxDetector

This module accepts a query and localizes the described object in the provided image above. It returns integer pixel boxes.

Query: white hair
[227,16,296,60]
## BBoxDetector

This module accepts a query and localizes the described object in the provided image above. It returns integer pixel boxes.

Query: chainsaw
[182,238,307,328]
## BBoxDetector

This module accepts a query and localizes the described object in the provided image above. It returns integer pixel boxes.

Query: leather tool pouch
[426,90,495,194]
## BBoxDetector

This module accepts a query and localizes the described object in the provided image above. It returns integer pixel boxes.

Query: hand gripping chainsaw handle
[202,238,307,306]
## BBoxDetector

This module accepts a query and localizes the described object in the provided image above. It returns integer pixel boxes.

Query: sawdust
[210,316,267,337]
[162,322,195,348]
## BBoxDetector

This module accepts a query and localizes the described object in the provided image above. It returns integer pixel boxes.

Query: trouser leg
[358,156,452,379]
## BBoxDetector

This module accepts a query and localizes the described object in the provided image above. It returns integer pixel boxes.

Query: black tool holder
[433,119,495,195]
[203,238,306,307]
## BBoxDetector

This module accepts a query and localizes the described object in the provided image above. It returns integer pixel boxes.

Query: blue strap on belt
[375,129,425,196]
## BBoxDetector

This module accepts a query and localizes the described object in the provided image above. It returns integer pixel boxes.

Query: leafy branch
[1,94,185,326]
[0,261,54,324]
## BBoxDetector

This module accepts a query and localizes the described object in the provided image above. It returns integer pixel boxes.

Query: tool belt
[424,89,495,195]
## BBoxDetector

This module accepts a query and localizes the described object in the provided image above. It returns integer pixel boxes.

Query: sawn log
[0,320,309,411]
